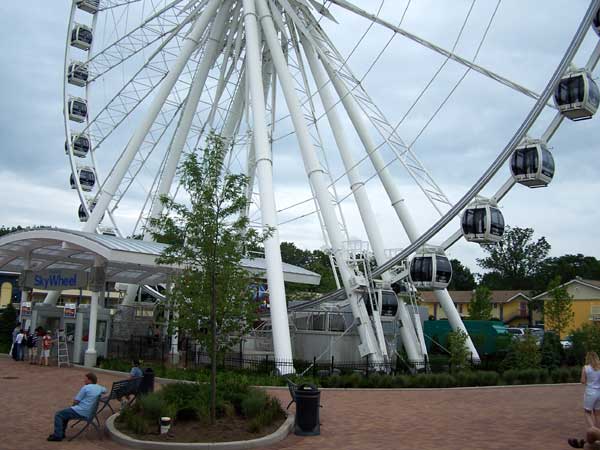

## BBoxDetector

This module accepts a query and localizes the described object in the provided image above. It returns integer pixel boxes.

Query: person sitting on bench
[47,372,106,442]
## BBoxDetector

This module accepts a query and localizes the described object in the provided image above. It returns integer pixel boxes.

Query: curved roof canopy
[0,228,320,286]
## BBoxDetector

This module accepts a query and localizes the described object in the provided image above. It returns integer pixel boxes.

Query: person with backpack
[27,328,40,364]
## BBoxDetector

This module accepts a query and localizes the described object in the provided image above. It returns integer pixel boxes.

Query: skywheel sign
[21,270,89,291]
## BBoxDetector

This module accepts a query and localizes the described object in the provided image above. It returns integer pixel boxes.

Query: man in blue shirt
[47,372,107,442]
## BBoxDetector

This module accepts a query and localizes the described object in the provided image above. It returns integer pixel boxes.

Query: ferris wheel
[60,0,600,372]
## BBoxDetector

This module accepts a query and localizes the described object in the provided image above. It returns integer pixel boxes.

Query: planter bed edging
[105,413,294,450]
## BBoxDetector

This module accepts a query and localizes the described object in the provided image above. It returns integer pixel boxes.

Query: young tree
[468,286,493,320]
[477,227,550,289]
[544,276,574,338]
[151,134,266,424]
[448,329,471,372]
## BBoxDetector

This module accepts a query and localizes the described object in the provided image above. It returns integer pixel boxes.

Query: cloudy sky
[1,1,599,275]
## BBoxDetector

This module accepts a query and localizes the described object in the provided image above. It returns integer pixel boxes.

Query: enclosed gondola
[78,199,102,222]
[510,139,555,188]
[76,0,100,14]
[67,62,89,87]
[70,24,93,51]
[70,167,96,191]
[65,133,91,158]
[409,247,452,290]
[554,69,599,121]
[380,290,399,317]
[461,198,504,244]
[68,97,88,123]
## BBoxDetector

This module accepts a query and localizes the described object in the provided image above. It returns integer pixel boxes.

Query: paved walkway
[0,356,585,450]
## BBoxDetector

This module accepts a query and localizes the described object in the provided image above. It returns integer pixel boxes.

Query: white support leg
[303,40,423,363]
[242,0,294,373]
[84,290,99,367]
[323,54,479,362]
[255,0,383,363]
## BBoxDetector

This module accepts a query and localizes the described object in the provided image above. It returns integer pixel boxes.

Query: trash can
[294,384,320,436]
[139,367,155,395]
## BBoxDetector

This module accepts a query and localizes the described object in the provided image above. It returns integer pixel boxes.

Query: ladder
[57,329,70,368]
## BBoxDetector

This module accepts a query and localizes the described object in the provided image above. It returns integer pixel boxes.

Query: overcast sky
[1,1,599,276]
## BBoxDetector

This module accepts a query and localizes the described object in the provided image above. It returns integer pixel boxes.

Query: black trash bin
[139,367,155,395]
[294,384,320,436]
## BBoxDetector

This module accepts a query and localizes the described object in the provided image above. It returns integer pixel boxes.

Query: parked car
[560,335,573,349]
[506,327,526,340]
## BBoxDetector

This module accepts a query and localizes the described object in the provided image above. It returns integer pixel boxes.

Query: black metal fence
[106,336,504,376]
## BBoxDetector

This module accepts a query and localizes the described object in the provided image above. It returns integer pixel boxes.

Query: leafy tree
[0,303,17,351]
[468,286,493,320]
[568,324,600,365]
[501,334,541,370]
[448,329,471,372]
[540,331,563,370]
[448,259,476,290]
[536,254,600,291]
[477,227,550,290]
[150,134,266,424]
[544,276,574,338]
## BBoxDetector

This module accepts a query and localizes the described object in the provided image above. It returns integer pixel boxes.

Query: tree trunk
[210,267,217,425]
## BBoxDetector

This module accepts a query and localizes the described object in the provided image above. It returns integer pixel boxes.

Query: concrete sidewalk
[0,356,585,450]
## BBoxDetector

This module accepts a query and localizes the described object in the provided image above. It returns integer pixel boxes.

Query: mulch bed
[115,415,286,443]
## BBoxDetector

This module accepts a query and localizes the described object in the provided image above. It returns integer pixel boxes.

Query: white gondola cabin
[70,167,96,192]
[65,133,91,158]
[461,198,504,244]
[67,62,89,87]
[78,198,103,222]
[361,289,399,318]
[409,247,452,290]
[71,24,93,51]
[98,226,117,237]
[68,97,88,123]
[76,0,100,14]
[554,69,599,121]
[510,139,555,188]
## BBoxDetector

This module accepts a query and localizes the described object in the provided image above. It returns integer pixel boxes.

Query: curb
[105,412,295,450]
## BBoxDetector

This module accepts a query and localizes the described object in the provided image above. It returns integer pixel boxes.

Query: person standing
[47,372,107,442]
[14,328,25,361]
[35,327,45,364]
[41,331,53,366]
[10,326,21,360]
[582,351,600,428]
[26,329,38,363]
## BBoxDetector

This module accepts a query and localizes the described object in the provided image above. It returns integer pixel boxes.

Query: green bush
[550,367,572,383]
[241,389,268,419]
[540,332,563,370]
[138,393,167,422]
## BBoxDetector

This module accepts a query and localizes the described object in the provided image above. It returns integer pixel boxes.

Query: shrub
[501,334,541,371]
[550,367,572,383]
[540,332,563,370]
[448,330,471,373]
[241,389,268,419]
[138,393,167,422]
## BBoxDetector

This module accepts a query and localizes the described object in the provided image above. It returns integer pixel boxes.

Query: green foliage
[567,324,600,365]
[448,329,470,372]
[501,334,541,371]
[544,276,574,337]
[0,303,17,347]
[536,254,600,292]
[448,259,476,290]
[117,381,283,436]
[150,134,268,423]
[477,226,550,290]
[468,286,493,320]
[540,331,563,370]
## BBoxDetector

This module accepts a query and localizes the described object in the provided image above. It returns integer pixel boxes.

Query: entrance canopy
[0,228,321,286]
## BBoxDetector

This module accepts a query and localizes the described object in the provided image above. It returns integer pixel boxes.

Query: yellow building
[533,277,600,336]
[419,290,537,327]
